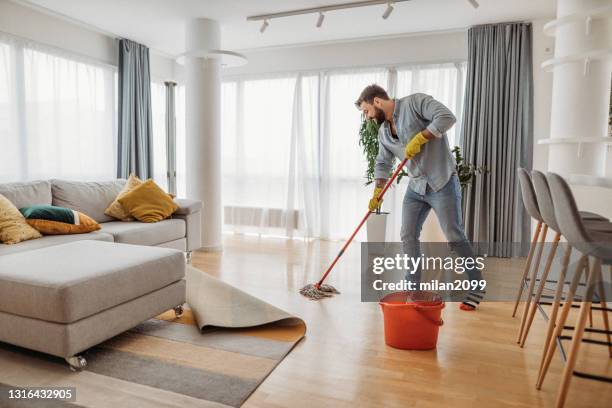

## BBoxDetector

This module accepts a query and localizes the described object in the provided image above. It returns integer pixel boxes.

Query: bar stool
[515,168,548,327]
[540,172,612,408]
[518,170,612,347]
[514,169,607,345]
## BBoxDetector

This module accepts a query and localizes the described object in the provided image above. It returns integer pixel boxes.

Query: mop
[300,158,409,300]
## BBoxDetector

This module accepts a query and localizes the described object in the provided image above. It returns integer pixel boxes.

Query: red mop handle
[315,157,409,288]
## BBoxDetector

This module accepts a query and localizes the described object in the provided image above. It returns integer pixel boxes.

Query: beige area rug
[0,266,306,408]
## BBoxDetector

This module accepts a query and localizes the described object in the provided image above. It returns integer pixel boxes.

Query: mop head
[299,283,340,300]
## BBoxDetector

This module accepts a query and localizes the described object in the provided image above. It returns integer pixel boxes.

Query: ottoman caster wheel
[66,355,87,371]
[173,305,184,318]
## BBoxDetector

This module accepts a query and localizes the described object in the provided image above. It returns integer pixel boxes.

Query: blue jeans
[401,174,482,284]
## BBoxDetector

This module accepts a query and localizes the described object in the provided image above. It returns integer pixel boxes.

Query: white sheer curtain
[320,68,389,240]
[222,75,297,234]
[0,39,19,182]
[0,33,116,183]
[219,62,465,241]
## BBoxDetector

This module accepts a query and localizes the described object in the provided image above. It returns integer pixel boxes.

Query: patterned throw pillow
[118,179,178,223]
[0,194,42,245]
[104,174,143,221]
[20,205,100,235]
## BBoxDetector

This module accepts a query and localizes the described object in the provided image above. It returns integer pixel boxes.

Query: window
[221,76,297,233]
[219,63,466,240]
[322,69,389,239]
[0,34,116,182]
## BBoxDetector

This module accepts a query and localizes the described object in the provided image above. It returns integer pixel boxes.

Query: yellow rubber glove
[404,132,430,160]
[368,187,384,212]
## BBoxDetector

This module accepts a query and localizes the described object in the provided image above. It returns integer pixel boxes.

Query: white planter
[366,212,389,242]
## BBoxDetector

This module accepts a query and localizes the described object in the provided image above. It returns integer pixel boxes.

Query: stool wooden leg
[537,244,572,383]
[537,254,587,390]
[555,258,600,408]
[521,232,561,347]
[596,264,611,357]
[513,222,542,317]
[518,224,548,343]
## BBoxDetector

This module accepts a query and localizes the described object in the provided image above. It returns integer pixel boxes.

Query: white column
[545,0,612,219]
[547,0,612,176]
[185,19,222,251]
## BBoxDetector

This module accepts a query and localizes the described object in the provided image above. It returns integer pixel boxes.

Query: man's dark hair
[355,84,390,108]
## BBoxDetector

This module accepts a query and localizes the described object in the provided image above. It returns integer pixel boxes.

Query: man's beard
[373,107,386,124]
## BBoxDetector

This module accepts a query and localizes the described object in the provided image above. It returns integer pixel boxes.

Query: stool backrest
[546,172,590,245]
[531,170,559,232]
[517,168,543,222]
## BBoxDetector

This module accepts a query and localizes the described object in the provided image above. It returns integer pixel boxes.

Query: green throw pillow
[20,205,76,224]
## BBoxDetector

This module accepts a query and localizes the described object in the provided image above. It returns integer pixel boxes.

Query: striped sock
[460,290,486,311]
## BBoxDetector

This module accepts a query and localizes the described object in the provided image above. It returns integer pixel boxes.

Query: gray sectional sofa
[0,179,202,258]
[0,179,203,370]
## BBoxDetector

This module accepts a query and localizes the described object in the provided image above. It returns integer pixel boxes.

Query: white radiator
[224,206,300,230]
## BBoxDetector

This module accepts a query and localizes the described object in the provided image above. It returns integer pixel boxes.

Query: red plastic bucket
[379,291,445,350]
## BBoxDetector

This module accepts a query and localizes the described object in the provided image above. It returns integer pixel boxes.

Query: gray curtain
[117,39,153,179]
[460,23,533,257]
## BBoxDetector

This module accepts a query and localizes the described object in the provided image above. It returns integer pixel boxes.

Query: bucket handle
[414,304,444,327]
[416,309,444,326]
[380,302,444,326]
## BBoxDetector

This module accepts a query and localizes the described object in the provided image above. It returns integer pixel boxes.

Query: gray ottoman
[0,240,186,369]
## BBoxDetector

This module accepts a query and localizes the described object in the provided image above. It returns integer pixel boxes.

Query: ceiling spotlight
[382,2,394,19]
[260,19,269,33]
[467,0,479,8]
[316,12,325,28]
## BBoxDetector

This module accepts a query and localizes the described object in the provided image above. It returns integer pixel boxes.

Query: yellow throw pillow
[0,194,42,245]
[104,174,143,221]
[26,212,100,235]
[118,179,178,223]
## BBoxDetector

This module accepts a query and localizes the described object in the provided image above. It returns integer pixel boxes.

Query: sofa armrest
[174,198,202,215]
[173,200,202,251]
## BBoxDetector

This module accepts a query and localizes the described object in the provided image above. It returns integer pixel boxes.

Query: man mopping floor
[356,84,484,311]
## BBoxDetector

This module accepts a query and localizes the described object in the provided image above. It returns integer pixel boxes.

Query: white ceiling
[20,0,556,55]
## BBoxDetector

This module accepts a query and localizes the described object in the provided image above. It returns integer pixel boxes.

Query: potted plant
[451,146,488,193]
[358,118,395,243]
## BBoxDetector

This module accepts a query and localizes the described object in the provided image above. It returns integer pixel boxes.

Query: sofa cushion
[100,219,186,246]
[51,179,127,223]
[0,240,185,323]
[104,174,143,221]
[20,205,101,235]
[0,180,52,209]
[0,231,113,256]
[0,194,43,245]
[118,179,178,223]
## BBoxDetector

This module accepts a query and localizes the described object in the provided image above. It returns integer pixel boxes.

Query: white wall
[150,51,178,82]
[0,0,116,65]
[0,0,177,78]
[222,30,468,78]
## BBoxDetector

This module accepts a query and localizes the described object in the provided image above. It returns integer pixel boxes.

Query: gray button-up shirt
[374,93,457,195]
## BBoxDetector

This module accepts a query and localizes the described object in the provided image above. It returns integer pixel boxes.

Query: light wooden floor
[192,234,612,408]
